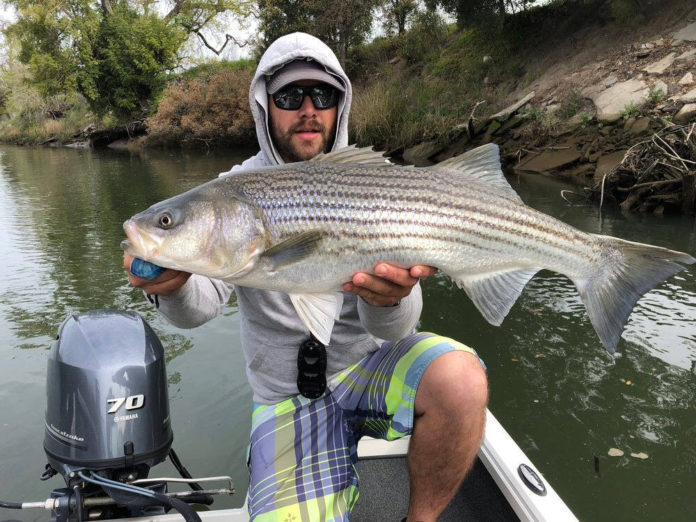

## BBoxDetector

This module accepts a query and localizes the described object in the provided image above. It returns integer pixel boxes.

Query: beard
[271,118,336,163]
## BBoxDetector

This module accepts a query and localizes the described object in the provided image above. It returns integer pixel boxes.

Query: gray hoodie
[153,32,422,404]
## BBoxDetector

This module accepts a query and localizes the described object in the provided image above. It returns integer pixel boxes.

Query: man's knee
[416,350,488,418]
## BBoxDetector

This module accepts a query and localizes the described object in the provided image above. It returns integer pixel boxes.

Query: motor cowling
[44,310,173,483]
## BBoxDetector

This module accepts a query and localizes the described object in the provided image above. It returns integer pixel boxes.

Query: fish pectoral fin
[452,268,539,326]
[289,292,344,346]
[260,230,324,270]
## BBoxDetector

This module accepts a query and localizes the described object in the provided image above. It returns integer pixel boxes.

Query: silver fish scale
[225,162,600,292]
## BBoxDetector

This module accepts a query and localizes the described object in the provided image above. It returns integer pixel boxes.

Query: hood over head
[266,60,345,95]
[250,32,352,166]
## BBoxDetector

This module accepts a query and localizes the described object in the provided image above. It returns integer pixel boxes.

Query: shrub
[648,87,666,105]
[609,0,644,24]
[559,90,585,119]
[349,76,470,150]
[620,101,641,119]
[0,89,93,145]
[398,10,448,65]
[145,67,255,148]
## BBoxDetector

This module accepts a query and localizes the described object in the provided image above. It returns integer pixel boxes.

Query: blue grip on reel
[130,258,165,280]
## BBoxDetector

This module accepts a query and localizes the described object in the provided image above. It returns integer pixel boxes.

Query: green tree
[3,0,252,118]
[89,5,185,115]
[381,0,418,36]
[257,0,313,51]
[256,0,378,66]
[311,0,377,66]
[426,0,506,28]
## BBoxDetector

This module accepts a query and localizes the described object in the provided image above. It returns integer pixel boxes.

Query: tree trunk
[101,0,113,15]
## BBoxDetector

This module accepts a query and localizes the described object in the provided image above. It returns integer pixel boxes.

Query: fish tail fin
[577,235,695,353]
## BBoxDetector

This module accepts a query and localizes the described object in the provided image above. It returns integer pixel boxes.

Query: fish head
[122,188,266,280]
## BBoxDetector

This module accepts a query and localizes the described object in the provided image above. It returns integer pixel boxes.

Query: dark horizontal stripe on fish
[321,230,500,254]
[268,214,577,261]
[259,199,593,260]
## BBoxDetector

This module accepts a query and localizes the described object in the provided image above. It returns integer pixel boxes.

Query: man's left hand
[342,263,438,307]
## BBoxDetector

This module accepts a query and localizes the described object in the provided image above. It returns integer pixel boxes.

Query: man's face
[268,80,338,163]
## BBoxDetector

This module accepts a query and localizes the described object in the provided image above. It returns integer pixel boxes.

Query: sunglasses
[272,85,339,111]
[297,335,327,399]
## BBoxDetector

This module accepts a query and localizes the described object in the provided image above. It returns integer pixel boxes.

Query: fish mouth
[122,219,162,261]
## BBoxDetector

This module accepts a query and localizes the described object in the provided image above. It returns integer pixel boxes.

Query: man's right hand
[124,253,191,296]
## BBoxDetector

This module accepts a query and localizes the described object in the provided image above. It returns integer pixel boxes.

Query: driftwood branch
[615,179,682,192]
[590,124,696,214]
[466,101,486,138]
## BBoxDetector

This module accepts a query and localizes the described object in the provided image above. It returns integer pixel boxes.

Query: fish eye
[158,212,174,228]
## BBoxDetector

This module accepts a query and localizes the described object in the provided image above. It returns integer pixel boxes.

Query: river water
[0,145,694,521]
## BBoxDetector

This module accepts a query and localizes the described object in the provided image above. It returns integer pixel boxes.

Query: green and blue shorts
[246,332,483,521]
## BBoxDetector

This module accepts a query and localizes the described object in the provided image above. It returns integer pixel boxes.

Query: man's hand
[342,263,437,307]
[124,253,191,296]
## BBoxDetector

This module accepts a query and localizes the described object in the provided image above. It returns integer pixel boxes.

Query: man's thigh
[330,331,484,440]
[246,332,483,521]
[247,395,359,521]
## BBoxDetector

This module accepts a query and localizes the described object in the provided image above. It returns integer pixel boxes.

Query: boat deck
[352,455,519,521]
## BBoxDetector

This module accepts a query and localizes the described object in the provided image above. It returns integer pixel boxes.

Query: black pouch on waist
[297,335,327,399]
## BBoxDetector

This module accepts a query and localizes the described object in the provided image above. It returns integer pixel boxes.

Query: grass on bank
[0,88,95,146]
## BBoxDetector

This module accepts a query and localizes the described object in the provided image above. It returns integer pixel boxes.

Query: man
[125,32,487,522]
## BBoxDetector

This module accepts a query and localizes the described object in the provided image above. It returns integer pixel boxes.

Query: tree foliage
[256,0,379,66]
[3,0,252,118]
[380,0,419,36]
[426,0,513,28]
[90,6,185,115]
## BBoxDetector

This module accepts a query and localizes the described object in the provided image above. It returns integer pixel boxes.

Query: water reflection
[420,172,696,521]
[0,145,253,519]
[0,146,250,348]
[0,146,694,521]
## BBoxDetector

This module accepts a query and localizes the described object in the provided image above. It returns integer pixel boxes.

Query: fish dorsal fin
[311,145,393,167]
[289,292,344,345]
[450,267,540,325]
[261,230,324,271]
[434,143,522,203]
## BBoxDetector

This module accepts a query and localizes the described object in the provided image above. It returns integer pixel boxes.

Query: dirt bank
[399,0,696,215]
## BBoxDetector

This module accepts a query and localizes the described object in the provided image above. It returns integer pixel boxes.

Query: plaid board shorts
[246,332,484,521]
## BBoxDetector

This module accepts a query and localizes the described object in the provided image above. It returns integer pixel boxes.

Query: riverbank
[2,0,696,214]
[386,1,696,215]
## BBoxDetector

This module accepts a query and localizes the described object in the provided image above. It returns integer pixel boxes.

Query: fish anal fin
[261,230,324,270]
[452,268,539,326]
[289,292,344,345]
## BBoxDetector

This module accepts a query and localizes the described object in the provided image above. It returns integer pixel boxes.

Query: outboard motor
[0,310,233,521]
[44,310,173,485]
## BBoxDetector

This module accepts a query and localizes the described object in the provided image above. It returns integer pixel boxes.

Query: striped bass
[122,144,695,351]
